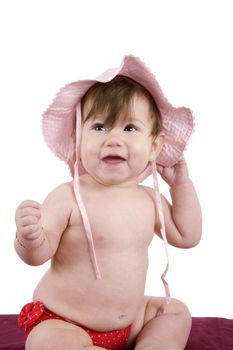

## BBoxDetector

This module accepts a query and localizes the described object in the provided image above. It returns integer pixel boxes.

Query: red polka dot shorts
[18,301,131,350]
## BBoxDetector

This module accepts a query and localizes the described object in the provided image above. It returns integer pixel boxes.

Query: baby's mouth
[102,155,126,164]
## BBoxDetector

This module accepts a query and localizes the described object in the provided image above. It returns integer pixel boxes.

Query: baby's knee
[144,296,191,324]
[168,298,192,327]
[26,320,93,350]
[170,298,191,316]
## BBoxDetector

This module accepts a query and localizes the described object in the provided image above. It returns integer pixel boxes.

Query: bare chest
[69,188,155,249]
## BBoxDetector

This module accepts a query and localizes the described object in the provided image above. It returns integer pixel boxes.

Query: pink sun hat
[42,55,194,181]
[42,55,195,299]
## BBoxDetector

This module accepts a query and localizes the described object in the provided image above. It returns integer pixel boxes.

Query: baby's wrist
[15,231,45,250]
[169,178,192,190]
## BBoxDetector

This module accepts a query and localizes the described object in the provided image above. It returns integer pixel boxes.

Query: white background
[0,0,233,317]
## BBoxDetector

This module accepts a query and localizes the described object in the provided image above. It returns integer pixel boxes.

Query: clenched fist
[15,200,43,241]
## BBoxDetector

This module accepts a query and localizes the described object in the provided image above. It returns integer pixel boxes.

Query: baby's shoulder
[139,184,154,196]
[138,184,156,203]
[45,181,75,202]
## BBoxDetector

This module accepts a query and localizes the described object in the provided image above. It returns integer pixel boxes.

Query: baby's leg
[26,319,105,350]
[134,297,191,350]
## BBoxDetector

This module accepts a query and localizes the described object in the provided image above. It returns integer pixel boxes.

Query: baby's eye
[124,124,137,132]
[92,123,107,132]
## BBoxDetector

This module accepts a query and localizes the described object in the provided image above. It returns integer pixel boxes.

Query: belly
[33,251,148,331]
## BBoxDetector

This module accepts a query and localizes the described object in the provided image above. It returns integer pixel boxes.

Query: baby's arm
[156,158,202,248]
[15,182,72,265]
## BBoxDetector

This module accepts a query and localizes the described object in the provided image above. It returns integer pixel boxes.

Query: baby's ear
[149,132,164,162]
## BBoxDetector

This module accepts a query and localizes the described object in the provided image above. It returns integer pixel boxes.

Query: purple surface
[185,317,233,350]
[0,315,233,349]
[0,315,24,350]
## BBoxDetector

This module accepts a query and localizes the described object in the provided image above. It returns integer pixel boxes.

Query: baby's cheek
[130,152,149,174]
[81,138,95,158]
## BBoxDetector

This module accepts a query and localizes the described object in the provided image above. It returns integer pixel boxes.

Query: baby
[15,56,202,350]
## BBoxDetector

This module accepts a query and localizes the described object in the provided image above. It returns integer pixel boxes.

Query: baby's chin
[86,174,137,188]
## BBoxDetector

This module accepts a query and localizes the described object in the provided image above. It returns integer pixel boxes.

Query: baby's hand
[156,158,190,187]
[15,200,42,241]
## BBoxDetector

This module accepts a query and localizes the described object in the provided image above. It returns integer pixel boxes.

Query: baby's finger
[19,216,39,227]
[18,200,41,210]
[156,164,164,174]
[18,207,41,219]
[19,224,42,239]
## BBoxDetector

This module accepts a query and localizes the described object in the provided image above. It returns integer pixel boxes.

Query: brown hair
[81,76,162,137]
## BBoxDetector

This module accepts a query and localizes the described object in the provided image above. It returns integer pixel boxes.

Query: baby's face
[80,94,163,186]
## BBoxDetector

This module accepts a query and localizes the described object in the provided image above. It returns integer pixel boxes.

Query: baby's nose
[104,129,123,147]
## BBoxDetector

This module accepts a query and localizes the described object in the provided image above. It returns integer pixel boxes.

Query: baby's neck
[79,173,138,190]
